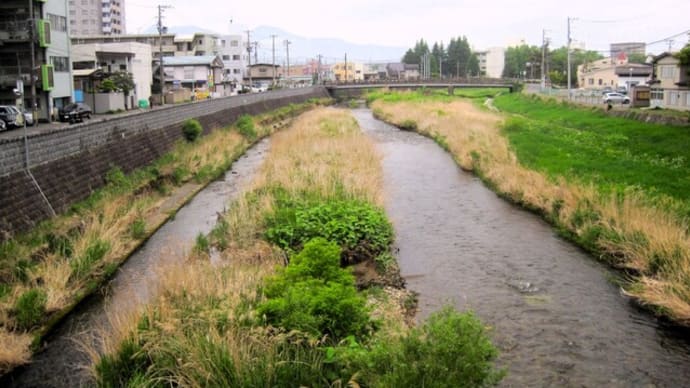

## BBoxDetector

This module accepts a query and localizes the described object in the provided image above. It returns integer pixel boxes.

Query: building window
[51,56,69,72]
[230,40,239,47]
[222,55,230,60]
[233,69,240,74]
[650,88,664,100]
[48,13,67,32]
[659,65,676,79]
[183,66,194,79]
[232,54,240,60]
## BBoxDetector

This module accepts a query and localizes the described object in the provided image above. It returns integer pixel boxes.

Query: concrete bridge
[326,80,518,98]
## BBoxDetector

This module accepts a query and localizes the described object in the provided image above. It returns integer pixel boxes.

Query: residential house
[649,52,690,110]
[578,52,629,89]
[162,55,224,96]
[71,42,152,108]
[247,63,280,85]
[614,64,652,90]
[403,64,420,80]
[333,62,363,82]
[0,0,74,121]
[363,63,387,81]
[386,63,405,79]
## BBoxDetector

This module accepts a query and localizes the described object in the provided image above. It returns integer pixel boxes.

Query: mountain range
[144,25,407,63]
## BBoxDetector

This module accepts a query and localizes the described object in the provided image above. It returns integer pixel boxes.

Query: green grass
[494,94,690,217]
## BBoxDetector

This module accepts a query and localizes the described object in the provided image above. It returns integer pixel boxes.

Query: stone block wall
[0,87,330,238]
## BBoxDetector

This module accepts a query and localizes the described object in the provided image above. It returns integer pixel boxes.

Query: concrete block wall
[0,87,330,238]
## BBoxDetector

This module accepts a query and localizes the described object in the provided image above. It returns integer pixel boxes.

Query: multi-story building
[475,47,505,78]
[68,0,125,35]
[649,52,690,110]
[0,0,73,122]
[332,61,363,82]
[218,34,245,84]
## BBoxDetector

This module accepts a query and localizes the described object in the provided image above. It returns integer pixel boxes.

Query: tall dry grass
[372,98,690,324]
[92,107,408,385]
[0,102,321,374]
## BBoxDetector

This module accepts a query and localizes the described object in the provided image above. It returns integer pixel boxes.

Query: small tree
[110,71,136,110]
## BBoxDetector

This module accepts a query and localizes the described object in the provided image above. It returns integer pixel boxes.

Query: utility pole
[284,40,291,87]
[271,34,277,86]
[253,41,258,64]
[28,0,37,121]
[157,4,171,104]
[317,54,322,84]
[438,55,442,79]
[344,53,348,82]
[541,29,547,90]
[567,17,573,100]
[246,30,252,88]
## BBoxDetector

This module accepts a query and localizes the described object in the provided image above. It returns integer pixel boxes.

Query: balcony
[0,20,31,42]
[0,67,32,87]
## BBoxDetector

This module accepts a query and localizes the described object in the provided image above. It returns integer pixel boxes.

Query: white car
[603,92,630,104]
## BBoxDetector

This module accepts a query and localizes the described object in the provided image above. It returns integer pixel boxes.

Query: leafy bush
[14,288,47,330]
[342,306,503,387]
[258,238,370,340]
[265,199,393,265]
[236,115,257,140]
[70,239,111,279]
[129,217,146,240]
[194,232,210,255]
[399,119,418,131]
[182,119,203,142]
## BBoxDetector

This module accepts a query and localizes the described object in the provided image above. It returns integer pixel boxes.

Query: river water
[353,108,690,387]
[3,139,270,388]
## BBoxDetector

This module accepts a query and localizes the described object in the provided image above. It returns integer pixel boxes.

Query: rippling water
[4,139,270,388]
[353,108,690,387]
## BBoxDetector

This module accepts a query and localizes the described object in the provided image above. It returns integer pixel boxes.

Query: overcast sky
[126,0,689,55]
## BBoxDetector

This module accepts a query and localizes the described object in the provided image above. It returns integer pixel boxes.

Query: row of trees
[402,37,480,78]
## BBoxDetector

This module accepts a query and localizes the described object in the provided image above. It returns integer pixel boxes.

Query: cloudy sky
[126,0,689,54]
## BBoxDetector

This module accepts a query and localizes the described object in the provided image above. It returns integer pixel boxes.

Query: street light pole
[628,67,633,92]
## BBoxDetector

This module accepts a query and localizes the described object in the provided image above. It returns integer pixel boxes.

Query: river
[353,108,690,387]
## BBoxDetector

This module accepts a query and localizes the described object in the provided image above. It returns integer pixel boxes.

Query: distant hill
[142,24,406,63]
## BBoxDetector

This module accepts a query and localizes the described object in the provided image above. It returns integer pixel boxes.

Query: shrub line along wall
[0,87,331,238]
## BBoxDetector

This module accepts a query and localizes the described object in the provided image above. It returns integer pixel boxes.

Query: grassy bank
[92,108,503,387]
[369,90,690,325]
[0,98,330,374]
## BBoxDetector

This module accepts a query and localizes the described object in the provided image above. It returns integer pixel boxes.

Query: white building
[218,34,246,84]
[475,47,505,78]
[71,42,152,104]
[68,0,125,35]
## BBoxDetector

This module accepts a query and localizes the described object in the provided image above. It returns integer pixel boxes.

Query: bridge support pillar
[448,86,454,96]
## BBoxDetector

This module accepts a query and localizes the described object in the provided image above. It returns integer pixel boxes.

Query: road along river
[3,139,271,388]
[353,108,690,387]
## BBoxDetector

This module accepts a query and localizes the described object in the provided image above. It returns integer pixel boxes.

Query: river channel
[4,139,271,388]
[353,108,690,387]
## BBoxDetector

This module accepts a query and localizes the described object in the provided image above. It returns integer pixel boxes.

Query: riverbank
[369,90,690,326]
[0,98,331,375]
[91,107,503,387]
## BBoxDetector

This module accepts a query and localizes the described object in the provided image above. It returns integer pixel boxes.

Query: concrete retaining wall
[0,87,330,238]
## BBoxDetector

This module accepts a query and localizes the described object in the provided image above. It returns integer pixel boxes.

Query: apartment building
[475,47,505,78]
[68,0,125,35]
[0,0,74,121]
[218,34,245,84]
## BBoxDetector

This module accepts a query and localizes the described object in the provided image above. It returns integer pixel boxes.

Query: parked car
[58,103,92,123]
[0,118,6,131]
[603,92,630,104]
[20,108,34,126]
[0,105,25,129]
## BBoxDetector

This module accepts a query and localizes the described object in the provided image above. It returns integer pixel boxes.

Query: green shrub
[171,166,189,186]
[46,233,74,258]
[399,119,418,131]
[258,238,370,340]
[105,166,131,192]
[129,217,146,240]
[95,337,151,387]
[182,119,203,142]
[236,115,257,140]
[14,288,47,330]
[194,232,210,255]
[265,199,393,265]
[342,306,503,387]
[70,239,111,279]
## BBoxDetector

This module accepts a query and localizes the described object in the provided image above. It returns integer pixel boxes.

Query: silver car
[603,92,630,104]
